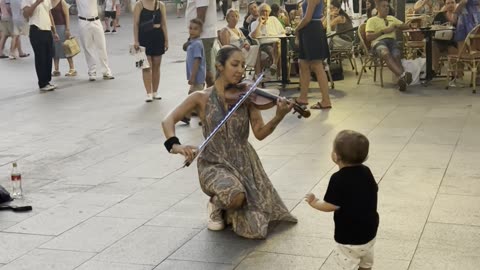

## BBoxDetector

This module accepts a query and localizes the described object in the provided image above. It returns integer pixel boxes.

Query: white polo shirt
[76,0,98,18]
[185,0,217,39]
[21,0,52,31]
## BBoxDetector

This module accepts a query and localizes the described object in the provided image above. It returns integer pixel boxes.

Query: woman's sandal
[310,102,332,110]
[52,71,61,77]
[19,53,30,58]
[65,69,77,76]
[294,98,309,106]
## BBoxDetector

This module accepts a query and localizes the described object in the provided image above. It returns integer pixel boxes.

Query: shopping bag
[401,58,426,85]
[63,37,81,58]
[129,45,150,69]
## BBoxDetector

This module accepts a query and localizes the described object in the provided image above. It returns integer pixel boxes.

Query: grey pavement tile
[256,234,335,258]
[410,222,480,269]
[146,213,206,229]
[429,194,480,226]
[0,233,52,264]
[76,260,154,270]
[374,238,418,261]
[146,177,199,195]
[380,166,446,185]
[4,203,107,236]
[97,202,171,219]
[0,221,17,231]
[55,174,109,186]
[170,239,258,265]
[409,129,461,145]
[418,222,480,256]
[153,260,234,270]
[236,251,326,270]
[439,168,480,196]
[410,248,480,270]
[40,216,145,252]
[0,248,95,270]
[94,226,199,265]
[86,177,158,196]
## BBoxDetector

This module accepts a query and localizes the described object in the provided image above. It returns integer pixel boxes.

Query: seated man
[250,3,285,76]
[366,0,412,91]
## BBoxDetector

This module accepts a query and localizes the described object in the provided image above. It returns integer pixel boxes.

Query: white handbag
[434,29,454,41]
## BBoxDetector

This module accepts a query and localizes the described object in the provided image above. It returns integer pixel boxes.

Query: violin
[224,84,311,119]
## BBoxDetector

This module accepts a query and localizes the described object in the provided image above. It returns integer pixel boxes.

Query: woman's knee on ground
[227,192,245,209]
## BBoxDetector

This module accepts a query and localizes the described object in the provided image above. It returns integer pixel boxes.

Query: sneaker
[39,84,55,91]
[397,72,412,92]
[89,74,96,81]
[105,29,110,33]
[103,74,115,80]
[153,92,162,100]
[52,71,61,77]
[404,72,413,85]
[207,201,224,231]
[145,94,153,102]
[47,83,57,90]
[112,29,117,33]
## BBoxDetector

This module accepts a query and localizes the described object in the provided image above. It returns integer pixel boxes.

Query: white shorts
[332,238,376,270]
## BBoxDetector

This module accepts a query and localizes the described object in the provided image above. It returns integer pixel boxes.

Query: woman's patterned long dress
[197,88,297,239]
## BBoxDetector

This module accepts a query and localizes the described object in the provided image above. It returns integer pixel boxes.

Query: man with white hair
[250,3,285,76]
[75,0,114,81]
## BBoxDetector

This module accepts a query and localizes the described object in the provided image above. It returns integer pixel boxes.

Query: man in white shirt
[75,0,114,81]
[185,0,216,87]
[250,3,285,76]
[21,0,60,91]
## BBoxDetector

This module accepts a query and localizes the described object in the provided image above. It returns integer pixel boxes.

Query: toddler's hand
[304,193,317,204]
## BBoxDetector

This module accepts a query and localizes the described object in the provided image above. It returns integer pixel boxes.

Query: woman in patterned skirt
[51,0,76,76]
[162,46,297,239]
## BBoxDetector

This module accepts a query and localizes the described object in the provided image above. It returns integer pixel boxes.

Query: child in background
[175,0,183,18]
[183,18,206,124]
[305,130,379,270]
[104,0,117,33]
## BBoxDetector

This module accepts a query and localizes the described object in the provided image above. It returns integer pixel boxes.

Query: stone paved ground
[1,9,480,270]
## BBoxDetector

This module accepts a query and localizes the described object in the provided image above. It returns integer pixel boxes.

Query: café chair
[356,23,386,87]
[445,24,480,93]
[403,18,425,59]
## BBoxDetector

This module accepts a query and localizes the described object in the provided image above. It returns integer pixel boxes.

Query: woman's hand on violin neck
[275,98,293,118]
[171,144,198,163]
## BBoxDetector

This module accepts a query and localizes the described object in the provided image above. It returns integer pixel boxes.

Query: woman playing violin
[162,46,297,239]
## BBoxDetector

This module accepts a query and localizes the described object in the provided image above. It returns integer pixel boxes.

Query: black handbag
[140,0,159,32]
[0,185,12,204]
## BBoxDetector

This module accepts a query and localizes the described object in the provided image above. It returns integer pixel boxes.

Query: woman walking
[162,46,297,239]
[295,0,332,110]
[133,0,168,102]
[51,0,76,77]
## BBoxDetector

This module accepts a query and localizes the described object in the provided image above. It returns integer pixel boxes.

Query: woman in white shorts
[9,0,29,59]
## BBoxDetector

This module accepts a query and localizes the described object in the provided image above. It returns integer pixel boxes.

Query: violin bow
[183,73,265,167]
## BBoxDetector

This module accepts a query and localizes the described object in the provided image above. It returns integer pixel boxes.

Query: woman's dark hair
[215,46,243,75]
[366,0,375,18]
[271,4,280,17]
[333,130,369,164]
[330,0,352,24]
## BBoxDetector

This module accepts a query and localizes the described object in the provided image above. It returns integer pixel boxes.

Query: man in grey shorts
[366,0,412,91]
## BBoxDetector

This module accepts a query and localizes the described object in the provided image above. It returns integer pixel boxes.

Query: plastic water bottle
[11,162,23,199]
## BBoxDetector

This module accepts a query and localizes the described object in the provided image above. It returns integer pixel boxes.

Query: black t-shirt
[324,165,379,245]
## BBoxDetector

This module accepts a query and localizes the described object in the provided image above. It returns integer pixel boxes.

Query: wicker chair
[445,25,480,93]
[356,23,386,87]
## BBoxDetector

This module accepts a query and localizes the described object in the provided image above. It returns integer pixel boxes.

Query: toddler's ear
[331,151,339,163]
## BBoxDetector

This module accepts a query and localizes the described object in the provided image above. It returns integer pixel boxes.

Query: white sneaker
[103,73,115,80]
[47,83,57,90]
[153,92,162,100]
[207,201,224,231]
[145,94,153,102]
[39,84,55,91]
[89,74,96,81]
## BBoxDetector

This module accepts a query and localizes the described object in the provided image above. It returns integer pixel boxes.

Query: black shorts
[104,11,116,19]
[298,20,330,61]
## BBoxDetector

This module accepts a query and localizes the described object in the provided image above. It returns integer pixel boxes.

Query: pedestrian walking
[21,0,60,91]
[133,0,168,102]
[75,0,114,81]
[51,0,76,77]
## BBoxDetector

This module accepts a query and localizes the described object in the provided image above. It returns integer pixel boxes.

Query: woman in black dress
[133,0,169,102]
